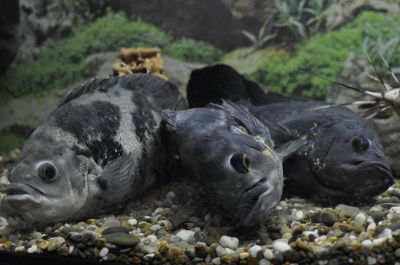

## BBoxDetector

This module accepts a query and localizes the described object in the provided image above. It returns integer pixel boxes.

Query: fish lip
[236,180,271,223]
[5,183,44,203]
[356,161,392,174]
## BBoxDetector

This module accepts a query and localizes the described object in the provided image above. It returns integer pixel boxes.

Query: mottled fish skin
[1,74,187,224]
[162,100,305,226]
[186,64,393,203]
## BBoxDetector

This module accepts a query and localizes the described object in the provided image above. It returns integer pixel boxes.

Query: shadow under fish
[1,74,187,224]
[162,100,306,226]
[187,64,394,203]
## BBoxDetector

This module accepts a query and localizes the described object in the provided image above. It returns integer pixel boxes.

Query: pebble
[249,245,262,257]
[101,232,140,247]
[128,219,137,226]
[27,245,38,253]
[263,249,273,260]
[273,242,291,252]
[101,219,121,228]
[99,247,109,258]
[175,229,195,241]
[355,213,367,225]
[219,235,239,250]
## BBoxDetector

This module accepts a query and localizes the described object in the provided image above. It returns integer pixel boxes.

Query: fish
[186,64,394,202]
[1,74,187,224]
[162,100,306,226]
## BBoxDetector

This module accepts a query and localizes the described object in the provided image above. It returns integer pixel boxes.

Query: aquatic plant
[272,0,334,41]
[164,38,223,64]
[251,12,400,100]
[241,16,277,50]
[0,12,223,98]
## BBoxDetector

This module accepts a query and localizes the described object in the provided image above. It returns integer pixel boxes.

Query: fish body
[2,74,187,223]
[162,100,305,226]
[187,64,393,202]
[249,101,393,201]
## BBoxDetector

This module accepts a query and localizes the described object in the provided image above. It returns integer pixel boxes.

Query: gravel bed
[1,150,400,265]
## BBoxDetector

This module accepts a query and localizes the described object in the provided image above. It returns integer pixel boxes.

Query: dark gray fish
[162,100,305,226]
[187,64,394,202]
[1,74,187,223]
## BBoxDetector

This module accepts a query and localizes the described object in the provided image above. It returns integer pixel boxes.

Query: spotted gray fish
[187,64,393,202]
[1,74,187,223]
[162,100,305,226]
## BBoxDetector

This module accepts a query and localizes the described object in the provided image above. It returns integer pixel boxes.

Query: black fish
[1,74,187,223]
[162,100,305,226]
[187,64,394,202]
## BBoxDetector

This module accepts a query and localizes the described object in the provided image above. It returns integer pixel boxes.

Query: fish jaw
[353,161,394,196]
[4,183,44,204]
[236,169,283,226]
[2,183,47,222]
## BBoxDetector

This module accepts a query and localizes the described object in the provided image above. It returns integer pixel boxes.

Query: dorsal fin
[57,74,187,111]
[57,77,115,109]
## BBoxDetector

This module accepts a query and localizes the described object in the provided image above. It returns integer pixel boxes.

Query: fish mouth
[354,161,394,195]
[235,179,272,225]
[4,183,44,204]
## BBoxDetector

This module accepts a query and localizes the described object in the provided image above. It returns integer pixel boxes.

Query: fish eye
[230,153,252,173]
[350,136,370,151]
[38,162,57,181]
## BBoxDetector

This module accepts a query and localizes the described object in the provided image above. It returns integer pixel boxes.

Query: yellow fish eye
[230,153,251,173]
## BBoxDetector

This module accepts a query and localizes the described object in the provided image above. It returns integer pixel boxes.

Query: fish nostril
[26,174,31,180]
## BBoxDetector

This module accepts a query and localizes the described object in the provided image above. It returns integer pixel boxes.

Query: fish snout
[5,183,44,203]
[236,177,282,226]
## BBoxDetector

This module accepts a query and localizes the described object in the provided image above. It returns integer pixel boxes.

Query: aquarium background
[0,0,399,152]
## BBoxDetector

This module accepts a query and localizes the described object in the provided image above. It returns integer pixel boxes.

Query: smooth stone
[99,247,109,257]
[249,245,262,257]
[102,226,130,235]
[101,219,121,228]
[170,216,190,229]
[335,204,360,217]
[370,210,385,222]
[355,213,367,225]
[263,249,273,260]
[27,245,38,253]
[311,211,339,226]
[219,235,239,250]
[282,249,300,263]
[128,219,138,226]
[273,242,291,252]
[176,229,195,241]
[387,220,400,231]
[101,232,140,247]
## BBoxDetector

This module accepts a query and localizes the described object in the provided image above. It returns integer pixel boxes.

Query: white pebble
[219,235,239,250]
[150,224,161,232]
[273,241,291,252]
[176,229,195,241]
[362,240,372,248]
[367,222,376,233]
[99,247,109,257]
[166,191,176,199]
[128,219,137,226]
[212,257,221,265]
[263,249,273,260]
[372,238,385,246]
[367,256,377,265]
[27,245,38,253]
[295,210,304,220]
[249,245,262,257]
[15,246,25,252]
[390,206,400,214]
[69,245,75,254]
[315,235,327,243]
[378,228,392,239]
[259,258,271,265]
[355,213,367,225]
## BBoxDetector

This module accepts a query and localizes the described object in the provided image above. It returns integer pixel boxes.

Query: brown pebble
[2,241,13,250]
[39,241,49,250]
[246,256,259,265]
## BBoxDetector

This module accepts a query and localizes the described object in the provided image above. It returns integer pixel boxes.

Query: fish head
[307,120,393,200]
[2,126,92,223]
[164,105,284,226]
